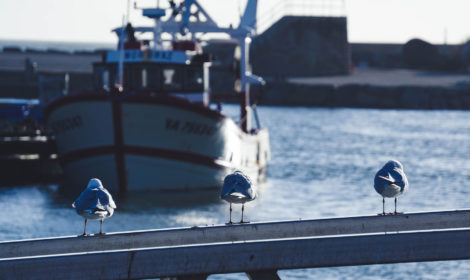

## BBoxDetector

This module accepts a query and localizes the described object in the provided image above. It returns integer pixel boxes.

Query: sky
[0,0,469,45]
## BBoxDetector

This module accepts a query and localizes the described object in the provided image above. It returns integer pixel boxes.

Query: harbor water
[1,105,470,279]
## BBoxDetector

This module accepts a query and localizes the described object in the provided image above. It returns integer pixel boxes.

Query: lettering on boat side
[49,116,83,134]
[106,50,186,64]
[165,118,215,135]
[124,50,172,60]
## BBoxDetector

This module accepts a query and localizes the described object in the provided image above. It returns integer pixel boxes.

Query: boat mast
[153,0,163,50]
[115,0,131,91]
[233,0,265,132]
[137,0,166,50]
[123,0,264,131]
[115,16,126,91]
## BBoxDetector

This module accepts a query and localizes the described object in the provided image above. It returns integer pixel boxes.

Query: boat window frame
[93,62,205,93]
[135,62,161,92]
[161,64,184,91]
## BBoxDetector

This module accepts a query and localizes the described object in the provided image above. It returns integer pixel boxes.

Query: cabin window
[123,67,131,89]
[92,64,117,91]
[163,69,175,84]
[161,66,182,90]
[102,70,110,91]
[142,68,148,88]
[147,66,161,91]
[184,67,203,91]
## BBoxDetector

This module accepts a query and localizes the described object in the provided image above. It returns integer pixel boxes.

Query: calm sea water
[1,105,470,279]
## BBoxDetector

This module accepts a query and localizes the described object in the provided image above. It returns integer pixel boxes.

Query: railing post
[246,270,281,280]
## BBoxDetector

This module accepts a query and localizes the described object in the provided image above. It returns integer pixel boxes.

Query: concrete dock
[1,209,470,279]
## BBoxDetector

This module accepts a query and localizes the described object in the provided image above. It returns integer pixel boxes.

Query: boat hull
[45,92,270,196]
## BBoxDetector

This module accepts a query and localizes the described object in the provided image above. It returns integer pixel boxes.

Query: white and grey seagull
[220,170,256,224]
[72,178,116,235]
[374,160,409,215]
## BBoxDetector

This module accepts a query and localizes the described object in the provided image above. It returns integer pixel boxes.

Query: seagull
[220,171,256,224]
[72,178,116,235]
[374,160,409,215]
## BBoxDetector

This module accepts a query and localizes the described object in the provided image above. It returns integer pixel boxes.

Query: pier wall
[250,16,350,78]
[207,16,350,97]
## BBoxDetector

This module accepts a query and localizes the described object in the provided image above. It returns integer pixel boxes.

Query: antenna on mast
[126,0,131,23]
[115,0,133,91]
[115,15,126,92]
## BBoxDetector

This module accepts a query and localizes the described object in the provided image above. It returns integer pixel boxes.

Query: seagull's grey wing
[390,168,408,192]
[233,178,253,198]
[245,186,256,200]
[104,188,117,209]
[74,188,100,213]
[97,188,116,209]
[221,173,238,197]
[374,168,391,194]
[221,171,255,200]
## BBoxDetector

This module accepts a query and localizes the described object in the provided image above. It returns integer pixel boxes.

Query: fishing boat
[44,0,270,197]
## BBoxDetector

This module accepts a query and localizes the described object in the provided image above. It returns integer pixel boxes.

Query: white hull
[45,94,270,196]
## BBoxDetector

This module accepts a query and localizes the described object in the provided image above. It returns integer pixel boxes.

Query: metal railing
[1,209,470,279]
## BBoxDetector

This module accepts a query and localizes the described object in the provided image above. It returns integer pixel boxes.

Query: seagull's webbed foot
[79,233,88,237]
[96,232,106,235]
[239,220,250,224]
[394,211,404,215]
[225,221,234,225]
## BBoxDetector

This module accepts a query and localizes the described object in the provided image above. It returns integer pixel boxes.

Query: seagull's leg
[228,203,232,224]
[99,219,103,235]
[82,219,87,236]
[382,197,385,215]
[394,197,397,215]
[240,203,245,223]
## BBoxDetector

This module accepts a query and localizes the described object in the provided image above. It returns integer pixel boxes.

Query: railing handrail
[2,208,470,259]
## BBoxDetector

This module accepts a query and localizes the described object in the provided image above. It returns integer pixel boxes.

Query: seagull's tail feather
[377,175,397,184]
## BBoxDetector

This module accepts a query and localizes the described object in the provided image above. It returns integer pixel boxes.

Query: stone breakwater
[260,82,470,109]
[257,68,470,109]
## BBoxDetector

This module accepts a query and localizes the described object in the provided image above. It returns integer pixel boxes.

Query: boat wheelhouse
[94,46,210,105]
